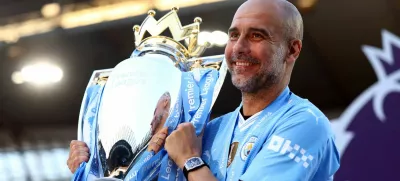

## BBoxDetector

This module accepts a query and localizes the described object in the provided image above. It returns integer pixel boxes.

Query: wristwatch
[183,157,209,179]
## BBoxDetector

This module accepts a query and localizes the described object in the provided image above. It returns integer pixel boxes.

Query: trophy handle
[77,69,113,141]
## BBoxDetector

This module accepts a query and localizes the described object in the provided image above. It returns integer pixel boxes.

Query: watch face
[185,157,204,170]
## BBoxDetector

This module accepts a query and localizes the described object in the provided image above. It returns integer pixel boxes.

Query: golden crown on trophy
[132,7,211,63]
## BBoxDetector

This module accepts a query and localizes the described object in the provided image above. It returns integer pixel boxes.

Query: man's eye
[251,33,264,40]
[230,33,239,40]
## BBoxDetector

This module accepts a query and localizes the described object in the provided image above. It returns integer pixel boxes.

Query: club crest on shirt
[240,136,258,160]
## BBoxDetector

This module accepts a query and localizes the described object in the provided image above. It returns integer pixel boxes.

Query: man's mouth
[235,62,255,66]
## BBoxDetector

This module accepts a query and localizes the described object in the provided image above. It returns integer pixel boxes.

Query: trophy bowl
[97,54,182,177]
[76,7,227,181]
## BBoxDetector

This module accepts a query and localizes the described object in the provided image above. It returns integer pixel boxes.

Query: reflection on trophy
[77,7,227,180]
[150,92,171,136]
[96,92,171,179]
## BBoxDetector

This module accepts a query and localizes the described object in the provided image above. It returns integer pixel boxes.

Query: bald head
[225,0,304,94]
[238,0,303,41]
[278,0,304,41]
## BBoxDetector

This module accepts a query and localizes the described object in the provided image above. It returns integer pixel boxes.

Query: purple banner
[331,29,400,181]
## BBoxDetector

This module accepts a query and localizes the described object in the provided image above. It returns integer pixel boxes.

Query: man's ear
[286,39,302,64]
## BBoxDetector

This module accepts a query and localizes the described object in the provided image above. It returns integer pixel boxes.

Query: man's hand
[67,140,90,173]
[147,127,168,153]
[164,122,203,169]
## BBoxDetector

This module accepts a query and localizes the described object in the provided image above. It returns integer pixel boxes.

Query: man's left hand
[165,122,203,169]
[147,127,168,154]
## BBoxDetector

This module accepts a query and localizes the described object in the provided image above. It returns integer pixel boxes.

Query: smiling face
[225,0,292,93]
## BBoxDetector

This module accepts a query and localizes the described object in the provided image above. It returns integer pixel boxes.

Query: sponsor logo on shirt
[267,135,314,168]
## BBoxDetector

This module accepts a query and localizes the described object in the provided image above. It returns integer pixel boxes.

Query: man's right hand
[67,140,90,173]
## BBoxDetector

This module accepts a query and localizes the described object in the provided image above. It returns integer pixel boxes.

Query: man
[68,0,340,180]
[164,0,339,180]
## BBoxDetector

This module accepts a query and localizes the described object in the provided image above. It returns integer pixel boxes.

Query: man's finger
[77,150,90,157]
[151,142,161,149]
[156,132,167,140]
[73,156,89,169]
[73,157,80,169]
[176,122,189,131]
[176,123,184,130]
[70,145,89,156]
[79,146,90,153]
[71,149,82,157]
[71,146,89,155]
[153,136,164,146]
[167,130,178,140]
[148,142,161,152]
[160,127,168,134]
[78,155,89,162]
[73,155,88,165]
[152,131,166,141]
[70,140,87,148]
[185,122,196,132]
[156,133,167,139]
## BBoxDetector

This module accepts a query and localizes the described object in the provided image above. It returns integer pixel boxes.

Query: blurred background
[0,0,399,181]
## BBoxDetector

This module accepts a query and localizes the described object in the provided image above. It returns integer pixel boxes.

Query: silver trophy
[77,7,227,180]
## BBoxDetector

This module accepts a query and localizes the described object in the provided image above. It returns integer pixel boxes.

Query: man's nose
[233,37,251,55]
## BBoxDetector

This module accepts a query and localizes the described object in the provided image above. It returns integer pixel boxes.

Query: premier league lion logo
[331,29,400,181]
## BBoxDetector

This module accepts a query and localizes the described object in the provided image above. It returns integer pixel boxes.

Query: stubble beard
[229,49,285,94]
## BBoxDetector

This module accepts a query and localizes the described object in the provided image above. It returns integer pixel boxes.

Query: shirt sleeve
[239,108,340,181]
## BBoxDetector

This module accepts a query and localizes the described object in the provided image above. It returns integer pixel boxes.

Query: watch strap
[183,160,209,180]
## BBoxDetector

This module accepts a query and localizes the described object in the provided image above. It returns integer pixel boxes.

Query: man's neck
[241,84,286,116]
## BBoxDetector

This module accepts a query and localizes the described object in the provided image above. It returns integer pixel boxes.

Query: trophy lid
[131,7,213,71]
